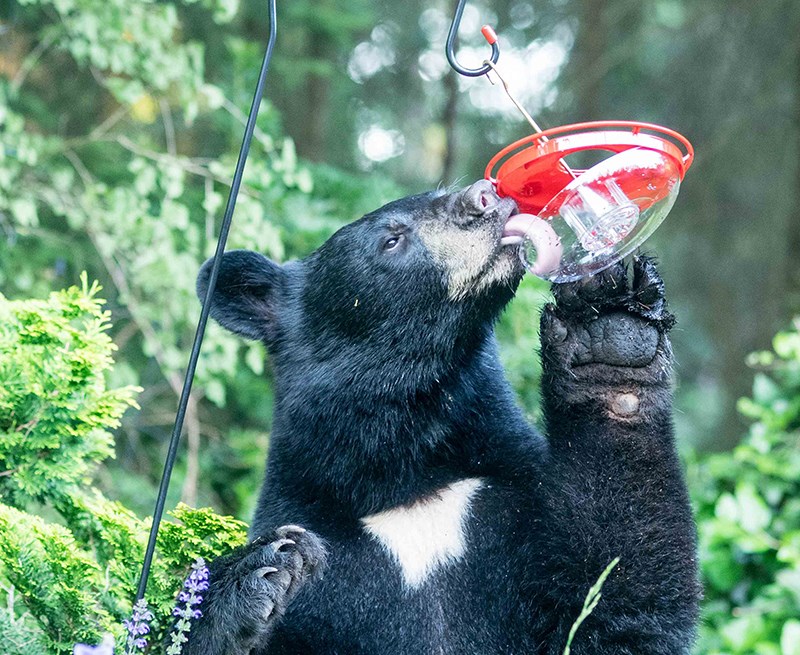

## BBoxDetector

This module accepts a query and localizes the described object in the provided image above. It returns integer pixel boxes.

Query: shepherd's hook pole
[134,0,278,603]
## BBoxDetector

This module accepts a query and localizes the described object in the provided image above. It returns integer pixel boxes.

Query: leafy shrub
[691,318,800,655]
[0,280,248,654]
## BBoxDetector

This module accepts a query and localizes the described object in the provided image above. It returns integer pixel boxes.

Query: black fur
[186,181,700,654]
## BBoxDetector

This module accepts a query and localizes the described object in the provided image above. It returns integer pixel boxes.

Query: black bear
[188,180,700,654]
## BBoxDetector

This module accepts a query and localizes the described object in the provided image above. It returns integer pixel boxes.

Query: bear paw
[182,525,326,655]
[540,256,674,407]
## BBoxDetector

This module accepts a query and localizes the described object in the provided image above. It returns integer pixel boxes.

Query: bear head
[197,179,521,395]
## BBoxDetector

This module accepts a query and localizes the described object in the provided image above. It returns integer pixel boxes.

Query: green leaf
[562,557,620,655]
[782,621,800,655]
[204,378,226,407]
[9,197,38,227]
[735,483,772,533]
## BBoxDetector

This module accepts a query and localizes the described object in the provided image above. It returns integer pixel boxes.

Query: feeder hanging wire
[134,0,278,603]
[445,1,575,179]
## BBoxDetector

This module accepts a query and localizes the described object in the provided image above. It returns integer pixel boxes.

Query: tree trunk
[441,70,459,184]
[295,34,330,162]
[569,0,609,120]
[790,6,800,313]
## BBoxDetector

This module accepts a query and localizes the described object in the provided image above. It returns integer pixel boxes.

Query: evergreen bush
[0,279,247,654]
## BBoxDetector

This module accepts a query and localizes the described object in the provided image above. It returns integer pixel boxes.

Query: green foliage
[0,284,248,653]
[496,274,551,425]
[691,318,800,655]
[0,503,114,650]
[21,0,195,103]
[0,594,50,655]
[0,275,138,504]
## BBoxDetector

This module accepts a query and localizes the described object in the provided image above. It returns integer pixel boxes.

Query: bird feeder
[488,121,694,281]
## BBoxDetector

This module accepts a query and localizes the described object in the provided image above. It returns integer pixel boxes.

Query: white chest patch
[360,478,483,589]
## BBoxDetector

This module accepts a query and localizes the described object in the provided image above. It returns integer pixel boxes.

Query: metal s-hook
[446,0,500,77]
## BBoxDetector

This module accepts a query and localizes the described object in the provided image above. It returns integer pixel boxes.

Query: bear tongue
[500,213,539,247]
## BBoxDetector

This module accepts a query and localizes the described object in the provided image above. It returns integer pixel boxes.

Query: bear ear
[197,250,286,341]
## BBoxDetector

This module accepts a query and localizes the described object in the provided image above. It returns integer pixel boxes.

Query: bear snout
[457,180,516,227]
[461,179,499,214]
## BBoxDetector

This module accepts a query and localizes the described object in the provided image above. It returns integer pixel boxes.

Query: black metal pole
[134,0,278,603]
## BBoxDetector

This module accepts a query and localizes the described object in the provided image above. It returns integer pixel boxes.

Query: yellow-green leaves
[0,279,139,504]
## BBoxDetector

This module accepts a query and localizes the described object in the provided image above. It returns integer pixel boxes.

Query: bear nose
[462,179,500,215]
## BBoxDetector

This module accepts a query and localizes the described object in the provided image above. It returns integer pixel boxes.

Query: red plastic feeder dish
[487,121,694,282]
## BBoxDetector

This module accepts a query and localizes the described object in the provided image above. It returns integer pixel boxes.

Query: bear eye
[382,234,404,252]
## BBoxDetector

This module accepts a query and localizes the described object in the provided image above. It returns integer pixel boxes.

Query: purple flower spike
[123,599,154,654]
[166,558,210,655]
[73,634,115,655]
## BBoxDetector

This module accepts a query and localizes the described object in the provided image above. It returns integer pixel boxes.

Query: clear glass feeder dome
[513,147,682,283]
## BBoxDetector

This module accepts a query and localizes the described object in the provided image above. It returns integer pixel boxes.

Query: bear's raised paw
[540,256,674,395]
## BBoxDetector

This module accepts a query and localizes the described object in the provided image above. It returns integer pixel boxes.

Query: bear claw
[181,525,327,655]
[550,257,672,324]
[277,524,307,535]
[270,537,296,552]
